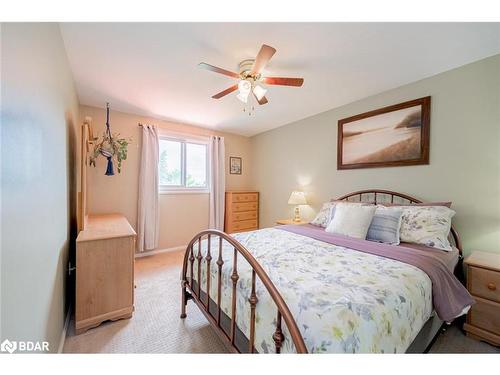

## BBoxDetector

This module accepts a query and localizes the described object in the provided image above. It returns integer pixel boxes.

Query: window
[158,137,209,192]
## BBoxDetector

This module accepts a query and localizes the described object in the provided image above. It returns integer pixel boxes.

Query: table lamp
[288,191,307,222]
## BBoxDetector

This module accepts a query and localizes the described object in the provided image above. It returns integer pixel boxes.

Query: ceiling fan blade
[212,84,238,99]
[253,92,268,105]
[250,44,276,75]
[199,62,240,79]
[261,77,304,87]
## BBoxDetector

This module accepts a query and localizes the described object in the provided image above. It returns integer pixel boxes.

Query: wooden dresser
[463,251,500,346]
[75,213,136,334]
[224,191,259,234]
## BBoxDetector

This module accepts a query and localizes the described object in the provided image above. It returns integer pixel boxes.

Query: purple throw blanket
[277,224,474,322]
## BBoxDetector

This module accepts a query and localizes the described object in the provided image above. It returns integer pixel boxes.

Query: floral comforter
[191,227,433,353]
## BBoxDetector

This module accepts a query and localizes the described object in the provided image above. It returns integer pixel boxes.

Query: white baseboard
[135,245,186,258]
[58,305,72,353]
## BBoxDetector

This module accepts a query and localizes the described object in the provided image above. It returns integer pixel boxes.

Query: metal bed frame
[180,189,463,354]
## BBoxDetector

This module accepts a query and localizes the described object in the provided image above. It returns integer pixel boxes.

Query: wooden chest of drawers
[463,251,500,346]
[75,214,136,334]
[224,191,259,234]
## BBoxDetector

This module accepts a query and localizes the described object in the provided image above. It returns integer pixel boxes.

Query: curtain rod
[138,123,217,141]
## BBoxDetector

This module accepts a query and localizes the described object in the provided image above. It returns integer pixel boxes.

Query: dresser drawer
[469,266,500,303]
[232,211,257,222]
[232,202,258,212]
[225,191,259,234]
[231,219,258,232]
[468,297,500,335]
[232,193,258,203]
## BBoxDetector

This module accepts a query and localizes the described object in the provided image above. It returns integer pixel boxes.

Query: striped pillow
[366,207,403,245]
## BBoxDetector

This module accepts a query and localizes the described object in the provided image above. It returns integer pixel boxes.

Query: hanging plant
[89,103,132,175]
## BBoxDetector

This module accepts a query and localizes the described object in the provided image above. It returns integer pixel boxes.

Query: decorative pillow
[386,205,456,251]
[310,202,336,227]
[366,207,403,245]
[325,203,377,239]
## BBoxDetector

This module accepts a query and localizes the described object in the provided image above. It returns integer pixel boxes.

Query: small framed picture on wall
[229,157,242,174]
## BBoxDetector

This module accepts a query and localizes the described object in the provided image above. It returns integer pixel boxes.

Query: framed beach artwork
[337,96,430,169]
[229,156,242,174]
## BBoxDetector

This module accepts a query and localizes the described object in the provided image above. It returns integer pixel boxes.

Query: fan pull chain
[243,104,255,116]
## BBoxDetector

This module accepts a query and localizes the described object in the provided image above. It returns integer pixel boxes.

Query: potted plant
[89,103,132,175]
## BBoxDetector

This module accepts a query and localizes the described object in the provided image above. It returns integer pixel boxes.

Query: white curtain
[137,125,160,252]
[209,136,225,230]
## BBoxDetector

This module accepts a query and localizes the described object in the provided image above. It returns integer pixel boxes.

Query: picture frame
[229,156,242,175]
[337,96,430,170]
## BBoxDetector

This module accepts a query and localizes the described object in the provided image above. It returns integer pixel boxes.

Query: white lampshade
[237,80,251,103]
[236,92,249,103]
[253,84,267,100]
[288,191,307,205]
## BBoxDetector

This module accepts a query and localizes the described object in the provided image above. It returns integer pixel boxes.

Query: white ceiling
[60,23,500,137]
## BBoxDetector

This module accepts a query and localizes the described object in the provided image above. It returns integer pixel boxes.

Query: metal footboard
[180,229,307,353]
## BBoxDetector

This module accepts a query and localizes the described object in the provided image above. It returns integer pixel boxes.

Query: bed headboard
[335,189,462,254]
[77,117,93,233]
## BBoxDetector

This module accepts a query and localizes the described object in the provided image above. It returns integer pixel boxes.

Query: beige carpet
[430,321,499,353]
[63,250,499,354]
[64,250,228,353]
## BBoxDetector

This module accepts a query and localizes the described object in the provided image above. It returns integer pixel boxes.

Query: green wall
[251,54,500,256]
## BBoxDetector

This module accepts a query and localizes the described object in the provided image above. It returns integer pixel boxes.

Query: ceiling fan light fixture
[199,44,304,108]
[253,84,267,101]
[238,79,251,94]
[236,92,249,103]
[237,79,252,103]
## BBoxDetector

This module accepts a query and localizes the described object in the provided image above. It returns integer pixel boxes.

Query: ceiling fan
[198,44,304,106]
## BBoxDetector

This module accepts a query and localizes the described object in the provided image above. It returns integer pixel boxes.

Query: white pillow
[325,203,377,239]
[311,201,365,228]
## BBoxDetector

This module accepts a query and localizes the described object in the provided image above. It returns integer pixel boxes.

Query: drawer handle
[487,282,496,291]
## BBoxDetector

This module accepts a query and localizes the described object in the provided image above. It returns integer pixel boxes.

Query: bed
[180,190,472,353]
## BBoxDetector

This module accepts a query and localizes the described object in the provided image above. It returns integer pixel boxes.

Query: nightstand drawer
[232,202,258,212]
[232,193,258,203]
[468,297,500,335]
[231,219,257,231]
[469,266,500,303]
[233,211,257,222]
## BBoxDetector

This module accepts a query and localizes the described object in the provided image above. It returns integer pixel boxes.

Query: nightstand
[275,219,308,225]
[463,251,500,346]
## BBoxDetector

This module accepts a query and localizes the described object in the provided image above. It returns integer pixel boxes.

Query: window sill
[159,189,210,195]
